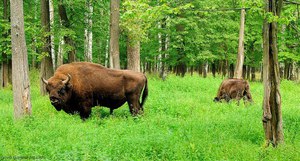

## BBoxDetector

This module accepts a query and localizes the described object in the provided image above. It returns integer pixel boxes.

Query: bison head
[42,74,72,111]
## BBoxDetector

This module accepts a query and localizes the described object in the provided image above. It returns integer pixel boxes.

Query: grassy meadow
[0,70,300,160]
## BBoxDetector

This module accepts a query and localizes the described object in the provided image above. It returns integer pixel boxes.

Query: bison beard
[214,78,253,105]
[42,62,148,120]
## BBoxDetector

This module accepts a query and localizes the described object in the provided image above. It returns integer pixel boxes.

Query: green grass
[0,71,299,160]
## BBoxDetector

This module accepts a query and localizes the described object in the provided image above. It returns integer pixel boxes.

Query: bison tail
[140,76,148,109]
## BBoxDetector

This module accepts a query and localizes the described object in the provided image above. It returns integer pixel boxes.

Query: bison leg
[79,106,92,120]
[126,93,142,116]
[110,108,114,115]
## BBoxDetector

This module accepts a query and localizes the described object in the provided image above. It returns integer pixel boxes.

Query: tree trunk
[57,36,64,67]
[105,37,109,67]
[246,65,251,80]
[212,62,216,77]
[127,34,140,72]
[109,0,120,69]
[49,0,56,69]
[10,0,32,119]
[84,0,93,62]
[251,67,256,81]
[262,0,284,147]
[159,18,168,80]
[0,64,2,89]
[290,62,297,80]
[234,1,246,79]
[40,0,54,96]
[58,0,76,62]
[229,64,234,78]
[203,61,208,78]
[284,61,290,79]
[222,60,228,78]
[2,0,10,88]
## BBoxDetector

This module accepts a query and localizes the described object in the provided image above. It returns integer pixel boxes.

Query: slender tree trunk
[127,34,140,72]
[2,0,10,88]
[49,0,56,69]
[109,0,120,69]
[10,0,32,119]
[0,64,2,89]
[229,64,234,78]
[262,0,284,147]
[40,0,54,96]
[234,0,246,79]
[212,62,216,77]
[105,37,109,67]
[159,18,168,80]
[290,62,297,80]
[203,61,208,78]
[57,36,64,67]
[84,0,93,62]
[251,67,256,81]
[58,0,76,62]
[222,60,228,78]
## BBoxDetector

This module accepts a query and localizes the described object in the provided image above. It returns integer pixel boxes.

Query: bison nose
[50,96,59,104]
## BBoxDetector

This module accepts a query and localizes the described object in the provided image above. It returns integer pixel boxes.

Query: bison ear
[62,74,71,84]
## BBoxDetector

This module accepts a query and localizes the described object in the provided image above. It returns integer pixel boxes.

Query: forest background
[1,0,299,81]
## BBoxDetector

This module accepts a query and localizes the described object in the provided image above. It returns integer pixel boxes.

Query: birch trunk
[57,36,64,67]
[49,0,56,69]
[234,0,245,79]
[84,0,93,62]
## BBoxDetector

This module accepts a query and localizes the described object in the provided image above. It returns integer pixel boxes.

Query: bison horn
[62,74,71,84]
[42,78,48,85]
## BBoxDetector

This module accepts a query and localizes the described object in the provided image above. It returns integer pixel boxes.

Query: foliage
[0,72,299,160]
[1,0,300,72]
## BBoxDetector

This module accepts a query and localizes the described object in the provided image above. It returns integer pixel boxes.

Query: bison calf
[214,78,253,105]
[42,62,148,120]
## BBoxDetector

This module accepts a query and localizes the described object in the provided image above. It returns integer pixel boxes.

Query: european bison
[42,62,148,119]
[214,78,253,105]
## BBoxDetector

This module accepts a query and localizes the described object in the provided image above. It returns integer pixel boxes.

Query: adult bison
[213,78,253,105]
[42,62,148,119]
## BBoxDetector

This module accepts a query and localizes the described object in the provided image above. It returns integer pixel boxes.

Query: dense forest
[1,0,299,83]
[0,0,300,157]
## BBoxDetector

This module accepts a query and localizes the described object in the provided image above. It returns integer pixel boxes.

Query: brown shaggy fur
[214,78,253,104]
[43,62,148,119]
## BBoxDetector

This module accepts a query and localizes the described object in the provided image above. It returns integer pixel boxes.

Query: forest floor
[0,70,299,160]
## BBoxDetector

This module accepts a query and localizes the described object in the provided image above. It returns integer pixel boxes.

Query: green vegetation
[0,71,299,160]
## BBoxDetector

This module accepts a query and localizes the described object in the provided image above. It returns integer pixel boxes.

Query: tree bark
[159,18,168,80]
[40,0,54,96]
[84,0,93,62]
[57,36,64,67]
[109,0,120,69]
[10,0,32,119]
[127,34,140,72]
[251,67,256,81]
[229,63,234,78]
[49,0,56,69]
[262,0,284,147]
[58,0,76,62]
[1,0,10,88]
[234,1,246,79]
[203,61,208,78]
[212,62,216,77]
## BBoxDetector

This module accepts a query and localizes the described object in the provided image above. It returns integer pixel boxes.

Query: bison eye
[58,87,66,95]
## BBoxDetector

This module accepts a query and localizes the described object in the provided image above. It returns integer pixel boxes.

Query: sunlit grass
[0,71,299,160]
